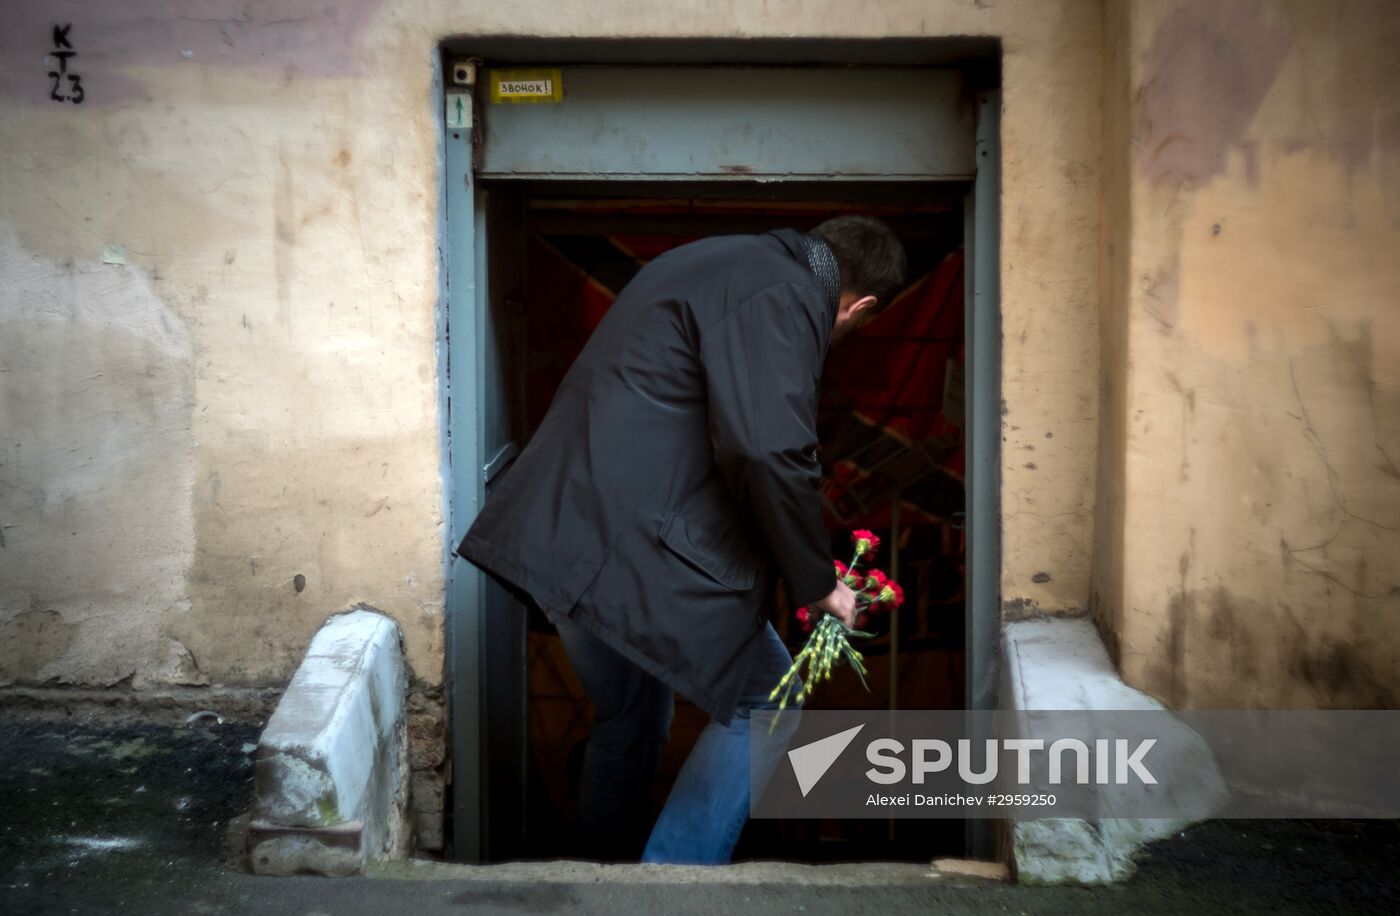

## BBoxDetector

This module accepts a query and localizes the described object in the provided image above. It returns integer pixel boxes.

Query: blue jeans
[552,614,802,865]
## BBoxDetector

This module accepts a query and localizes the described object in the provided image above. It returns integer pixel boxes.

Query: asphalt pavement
[0,714,1395,915]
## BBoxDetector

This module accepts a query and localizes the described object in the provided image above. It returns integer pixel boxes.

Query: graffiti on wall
[47,24,84,104]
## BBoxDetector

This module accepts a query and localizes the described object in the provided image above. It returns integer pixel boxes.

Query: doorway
[441,54,1000,864]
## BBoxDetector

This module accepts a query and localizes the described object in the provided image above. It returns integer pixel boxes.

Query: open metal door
[443,60,993,862]
[444,115,527,863]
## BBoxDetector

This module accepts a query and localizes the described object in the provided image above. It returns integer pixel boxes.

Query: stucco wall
[1091,0,1132,656]
[1095,0,1400,708]
[0,1,1104,691]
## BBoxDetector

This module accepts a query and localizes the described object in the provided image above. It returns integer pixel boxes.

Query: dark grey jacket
[456,229,836,723]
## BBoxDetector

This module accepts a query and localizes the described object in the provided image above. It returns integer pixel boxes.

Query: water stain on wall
[1277,0,1400,173]
[1113,2,1400,714]
[1145,586,1396,710]
[1289,639,1398,709]
[1124,325,1398,711]
[1134,0,1291,328]
[1137,0,1292,191]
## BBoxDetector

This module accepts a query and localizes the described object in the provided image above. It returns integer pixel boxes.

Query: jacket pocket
[658,510,760,591]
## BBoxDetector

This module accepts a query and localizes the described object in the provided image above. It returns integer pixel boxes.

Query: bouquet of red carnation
[768,529,905,727]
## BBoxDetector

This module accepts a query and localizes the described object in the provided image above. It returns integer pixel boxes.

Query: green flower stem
[768,540,888,733]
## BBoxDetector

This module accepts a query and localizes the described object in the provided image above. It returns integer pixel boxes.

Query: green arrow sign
[447,93,469,129]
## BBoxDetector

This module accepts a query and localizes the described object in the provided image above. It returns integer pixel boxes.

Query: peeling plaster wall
[0,226,199,687]
[0,2,1104,691]
[1103,0,1400,708]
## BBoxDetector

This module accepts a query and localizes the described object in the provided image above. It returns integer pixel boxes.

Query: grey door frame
[442,117,489,863]
[441,61,1002,864]
[965,90,1001,717]
[963,88,1002,860]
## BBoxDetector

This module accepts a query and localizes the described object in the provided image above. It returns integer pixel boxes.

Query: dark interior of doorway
[486,181,969,863]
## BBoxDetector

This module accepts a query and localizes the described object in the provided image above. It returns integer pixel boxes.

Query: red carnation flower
[796,606,810,623]
[864,569,888,590]
[851,529,881,556]
[883,581,906,608]
[834,560,849,578]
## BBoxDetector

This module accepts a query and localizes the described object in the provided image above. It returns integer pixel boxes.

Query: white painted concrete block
[1002,617,1228,885]
[249,608,411,876]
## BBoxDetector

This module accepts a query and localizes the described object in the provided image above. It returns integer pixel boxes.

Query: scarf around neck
[797,233,842,315]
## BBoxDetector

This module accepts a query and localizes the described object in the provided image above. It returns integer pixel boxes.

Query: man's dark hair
[810,215,907,311]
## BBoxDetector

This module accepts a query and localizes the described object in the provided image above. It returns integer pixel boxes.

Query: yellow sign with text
[489,69,563,104]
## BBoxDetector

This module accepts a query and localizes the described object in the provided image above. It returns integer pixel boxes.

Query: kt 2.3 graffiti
[48,24,85,104]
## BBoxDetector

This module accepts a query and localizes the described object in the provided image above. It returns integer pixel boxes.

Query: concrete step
[365,858,1002,886]
[248,607,410,876]
[1001,617,1227,884]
